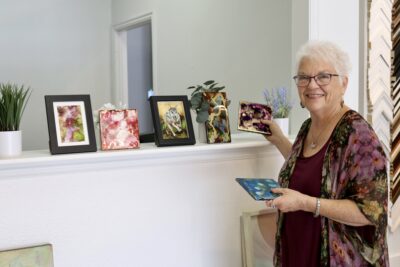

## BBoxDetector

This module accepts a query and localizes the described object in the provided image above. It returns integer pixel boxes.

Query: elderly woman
[264,41,389,266]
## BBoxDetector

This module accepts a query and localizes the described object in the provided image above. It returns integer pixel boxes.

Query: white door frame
[111,12,157,107]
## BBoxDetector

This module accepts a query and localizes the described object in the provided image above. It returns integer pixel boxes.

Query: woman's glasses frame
[293,73,340,86]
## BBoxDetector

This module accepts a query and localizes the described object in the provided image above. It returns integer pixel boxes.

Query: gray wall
[0,0,112,150]
[112,0,293,136]
[1,1,293,150]
[0,1,362,150]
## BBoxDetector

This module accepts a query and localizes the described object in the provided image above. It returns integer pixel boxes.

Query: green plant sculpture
[0,83,32,131]
[187,80,229,123]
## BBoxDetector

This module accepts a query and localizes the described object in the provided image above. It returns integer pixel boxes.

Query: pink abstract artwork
[99,109,140,150]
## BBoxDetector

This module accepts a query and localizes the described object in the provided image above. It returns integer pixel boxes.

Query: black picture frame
[149,95,196,147]
[44,95,97,154]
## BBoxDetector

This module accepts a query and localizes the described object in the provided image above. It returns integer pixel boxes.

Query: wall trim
[113,12,152,31]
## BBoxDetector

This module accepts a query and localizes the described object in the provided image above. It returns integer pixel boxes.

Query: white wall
[308,0,360,111]
[112,0,293,135]
[0,0,112,150]
[288,0,360,135]
[290,0,311,135]
[0,139,284,267]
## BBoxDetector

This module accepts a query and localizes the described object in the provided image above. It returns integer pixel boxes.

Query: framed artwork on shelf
[203,92,231,143]
[45,95,97,155]
[238,101,272,135]
[149,95,196,147]
[99,109,140,150]
[0,244,54,267]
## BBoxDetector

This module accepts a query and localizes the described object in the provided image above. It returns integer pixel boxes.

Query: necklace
[309,108,343,149]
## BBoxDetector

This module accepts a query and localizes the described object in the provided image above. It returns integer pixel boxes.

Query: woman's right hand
[261,119,292,158]
[261,119,285,145]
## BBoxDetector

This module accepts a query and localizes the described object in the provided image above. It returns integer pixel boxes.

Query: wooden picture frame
[0,244,54,267]
[241,209,277,267]
[45,95,97,154]
[149,95,196,147]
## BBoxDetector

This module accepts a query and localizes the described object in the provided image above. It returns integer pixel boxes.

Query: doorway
[127,22,153,135]
[112,13,155,141]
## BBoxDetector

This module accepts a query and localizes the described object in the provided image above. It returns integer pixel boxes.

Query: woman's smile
[305,92,325,99]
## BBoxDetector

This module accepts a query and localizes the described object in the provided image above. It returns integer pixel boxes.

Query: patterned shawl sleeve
[273,111,389,267]
[325,111,389,266]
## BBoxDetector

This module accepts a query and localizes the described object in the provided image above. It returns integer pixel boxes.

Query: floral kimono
[274,110,389,266]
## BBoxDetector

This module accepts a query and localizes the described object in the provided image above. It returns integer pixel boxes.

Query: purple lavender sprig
[263,87,292,118]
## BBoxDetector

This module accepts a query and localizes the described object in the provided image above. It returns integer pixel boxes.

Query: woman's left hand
[266,188,310,213]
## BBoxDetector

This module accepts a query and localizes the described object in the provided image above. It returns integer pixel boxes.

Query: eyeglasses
[293,73,340,86]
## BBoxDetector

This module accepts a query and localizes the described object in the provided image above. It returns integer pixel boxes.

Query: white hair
[295,40,352,78]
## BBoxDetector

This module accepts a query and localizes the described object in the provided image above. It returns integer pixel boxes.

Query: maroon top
[281,142,328,267]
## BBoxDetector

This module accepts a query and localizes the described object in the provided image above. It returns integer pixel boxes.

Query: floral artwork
[54,102,89,146]
[156,101,189,140]
[203,92,231,143]
[45,95,96,154]
[238,101,272,135]
[99,109,140,150]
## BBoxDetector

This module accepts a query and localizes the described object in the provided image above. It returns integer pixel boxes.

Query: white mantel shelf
[0,133,275,178]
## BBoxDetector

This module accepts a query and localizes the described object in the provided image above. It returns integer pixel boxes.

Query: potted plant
[187,80,231,142]
[263,87,292,136]
[188,80,230,122]
[0,83,31,158]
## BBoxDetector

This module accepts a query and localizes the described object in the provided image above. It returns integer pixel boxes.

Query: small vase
[0,130,22,158]
[274,118,289,136]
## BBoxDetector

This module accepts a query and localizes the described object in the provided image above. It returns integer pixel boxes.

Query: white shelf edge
[0,133,277,178]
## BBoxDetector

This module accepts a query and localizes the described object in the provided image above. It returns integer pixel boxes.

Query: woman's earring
[300,102,305,108]
[341,99,344,108]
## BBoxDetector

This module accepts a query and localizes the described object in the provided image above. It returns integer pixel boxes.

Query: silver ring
[271,203,276,209]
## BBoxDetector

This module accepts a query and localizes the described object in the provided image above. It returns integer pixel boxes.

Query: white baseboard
[390,200,400,232]
[390,253,400,266]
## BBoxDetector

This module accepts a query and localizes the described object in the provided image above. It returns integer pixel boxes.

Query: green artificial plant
[0,83,32,131]
[187,80,230,123]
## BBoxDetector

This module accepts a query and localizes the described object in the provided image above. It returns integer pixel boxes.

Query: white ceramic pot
[274,118,289,136]
[197,122,207,143]
[191,110,207,143]
[0,130,22,158]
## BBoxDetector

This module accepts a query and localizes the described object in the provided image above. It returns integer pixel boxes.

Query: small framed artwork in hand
[238,101,272,135]
[45,95,97,154]
[236,178,280,200]
[149,95,196,147]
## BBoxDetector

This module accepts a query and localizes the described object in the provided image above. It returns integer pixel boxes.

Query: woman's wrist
[302,195,318,213]
[313,198,321,217]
